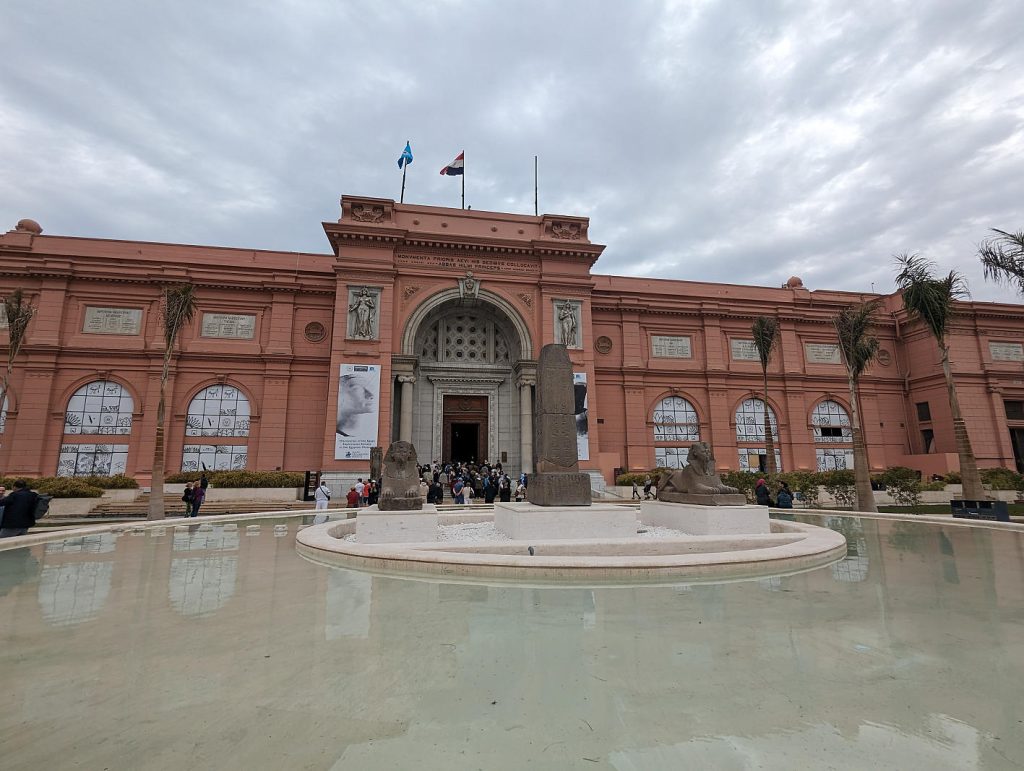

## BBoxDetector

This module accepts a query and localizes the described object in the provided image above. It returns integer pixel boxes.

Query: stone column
[517,376,535,474]
[398,375,416,443]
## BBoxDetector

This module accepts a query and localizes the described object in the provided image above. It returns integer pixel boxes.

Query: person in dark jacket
[776,482,794,509]
[754,478,775,507]
[0,480,40,537]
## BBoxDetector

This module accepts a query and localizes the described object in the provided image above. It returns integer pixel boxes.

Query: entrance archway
[399,291,534,470]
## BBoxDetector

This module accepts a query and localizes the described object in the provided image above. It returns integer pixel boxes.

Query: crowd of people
[420,459,526,505]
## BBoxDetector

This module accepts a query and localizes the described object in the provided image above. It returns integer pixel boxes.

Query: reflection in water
[0,515,1022,769]
[326,569,372,639]
[45,533,118,555]
[172,528,239,552]
[38,562,114,626]
[168,557,237,617]
[0,547,40,597]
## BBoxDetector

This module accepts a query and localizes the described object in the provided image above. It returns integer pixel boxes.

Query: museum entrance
[442,395,488,463]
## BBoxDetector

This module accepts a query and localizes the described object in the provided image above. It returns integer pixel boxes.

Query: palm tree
[149,285,197,520]
[833,301,881,512]
[894,253,985,500]
[0,289,37,436]
[751,316,780,476]
[978,228,1024,294]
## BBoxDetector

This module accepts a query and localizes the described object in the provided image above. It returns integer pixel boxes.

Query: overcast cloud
[2,0,1023,301]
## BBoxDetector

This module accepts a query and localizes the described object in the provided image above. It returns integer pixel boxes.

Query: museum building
[3,194,1024,487]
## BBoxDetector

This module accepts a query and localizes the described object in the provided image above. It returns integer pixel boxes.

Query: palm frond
[162,284,197,348]
[833,301,881,379]
[893,252,967,344]
[979,228,1024,294]
[751,316,780,370]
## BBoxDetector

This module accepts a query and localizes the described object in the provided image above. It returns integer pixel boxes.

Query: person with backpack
[190,481,206,517]
[181,484,194,516]
[0,480,41,537]
[314,480,332,510]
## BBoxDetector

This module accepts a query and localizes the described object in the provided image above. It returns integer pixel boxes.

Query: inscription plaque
[990,342,1024,362]
[730,339,759,361]
[805,342,842,364]
[83,307,142,335]
[201,313,256,339]
[651,335,692,358]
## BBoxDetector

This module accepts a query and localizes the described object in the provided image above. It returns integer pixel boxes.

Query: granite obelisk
[527,344,592,506]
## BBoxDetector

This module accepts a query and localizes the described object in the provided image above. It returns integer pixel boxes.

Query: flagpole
[534,155,538,216]
[461,152,465,210]
[400,163,407,204]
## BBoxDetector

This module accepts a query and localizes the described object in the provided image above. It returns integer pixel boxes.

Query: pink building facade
[2,196,1023,485]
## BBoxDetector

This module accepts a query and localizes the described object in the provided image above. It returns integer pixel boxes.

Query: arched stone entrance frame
[397,288,536,472]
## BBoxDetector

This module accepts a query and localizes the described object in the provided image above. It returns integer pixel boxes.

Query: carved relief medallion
[303,321,327,343]
[595,335,613,354]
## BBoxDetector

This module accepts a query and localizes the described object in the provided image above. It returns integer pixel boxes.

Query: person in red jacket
[346,487,359,508]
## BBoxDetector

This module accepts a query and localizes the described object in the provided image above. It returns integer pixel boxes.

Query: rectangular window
[655,447,690,469]
[819,426,845,439]
[1005,401,1024,421]
[916,402,931,422]
[816,448,854,471]
[921,429,935,454]
[57,444,130,477]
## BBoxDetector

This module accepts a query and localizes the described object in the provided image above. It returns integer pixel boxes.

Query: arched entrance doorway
[396,290,535,472]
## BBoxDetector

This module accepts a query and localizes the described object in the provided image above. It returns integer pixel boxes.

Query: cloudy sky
[3,1,1023,301]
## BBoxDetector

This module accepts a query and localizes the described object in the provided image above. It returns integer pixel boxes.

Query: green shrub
[615,469,669,487]
[921,480,947,492]
[979,467,1024,491]
[777,470,821,508]
[820,469,856,508]
[720,471,761,503]
[164,470,305,488]
[943,471,961,485]
[873,467,922,507]
[33,478,104,498]
[78,474,138,489]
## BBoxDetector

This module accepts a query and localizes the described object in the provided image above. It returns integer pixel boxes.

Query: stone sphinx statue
[378,440,423,511]
[655,442,746,506]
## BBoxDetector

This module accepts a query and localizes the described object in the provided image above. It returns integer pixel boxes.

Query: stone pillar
[517,376,535,474]
[398,375,416,443]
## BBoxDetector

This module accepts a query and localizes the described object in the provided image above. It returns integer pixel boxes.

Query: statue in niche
[378,441,423,511]
[558,301,578,348]
[349,288,376,339]
[655,442,746,505]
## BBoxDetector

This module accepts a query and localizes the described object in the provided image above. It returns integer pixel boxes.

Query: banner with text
[334,363,381,460]
[573,372,590,461]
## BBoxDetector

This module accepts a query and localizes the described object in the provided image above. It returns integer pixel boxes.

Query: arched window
[812,399,854,470]
[735,398,782,471]
[652,396,700,468]
[58,380,133,476]
[182,384,251,471]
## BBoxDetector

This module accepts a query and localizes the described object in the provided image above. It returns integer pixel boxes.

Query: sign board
[805,342,842,365]
[990,342,1024,362]
[82,307,142,335]
[201,313,256,339]
[651,335,692,358]
[730,339,759,361]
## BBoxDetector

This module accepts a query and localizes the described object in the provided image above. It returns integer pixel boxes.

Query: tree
[832,301,881,512]
[0,290,37,440]
[148,285,197,520]
[894,253,985,500]
[978,228,1024,294]
[751,316,780,476]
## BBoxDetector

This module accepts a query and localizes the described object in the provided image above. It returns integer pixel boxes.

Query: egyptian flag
[440,152,464,176]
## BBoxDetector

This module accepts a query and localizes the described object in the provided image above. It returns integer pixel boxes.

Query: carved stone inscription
[652,335,692,358]
[805,342,842,365]
[730,339,759,361]
[990,342,1024,362]
[201,313,256,339]
[82,307,143,335]
[396,253,539,275]
[529,344,591,506]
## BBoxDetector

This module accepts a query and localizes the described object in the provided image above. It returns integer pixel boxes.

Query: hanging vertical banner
[334,363,381,460]
[573,372,590,461]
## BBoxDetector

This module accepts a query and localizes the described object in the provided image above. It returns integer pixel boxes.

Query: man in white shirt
[354,478,365,507]
[314,481,332,510]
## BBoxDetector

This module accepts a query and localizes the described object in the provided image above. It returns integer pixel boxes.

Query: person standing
[643,476,653,500]
[0,480,39,538]
[632,480,641,500]
[355,478,365,507]
[181,484,194,516]
[755,478,775,507]
[191,481,205,517]
[498,477,512,502]
[314,480,332,510]
[200,472,209,492]
[346,486,359,508]
[776,482,794,509]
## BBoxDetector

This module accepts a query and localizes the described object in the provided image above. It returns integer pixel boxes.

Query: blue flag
[397,141,413,169]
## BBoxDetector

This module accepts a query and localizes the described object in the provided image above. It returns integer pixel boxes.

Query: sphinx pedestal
[641,501,770,535]
[356,504,439,543]
[494,502,638,540]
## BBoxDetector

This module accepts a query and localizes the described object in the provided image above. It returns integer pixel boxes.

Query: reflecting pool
[1,515,1022,769]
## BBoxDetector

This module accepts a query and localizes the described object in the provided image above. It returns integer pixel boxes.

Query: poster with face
[573,372,589,461]
[334,363,381,460]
